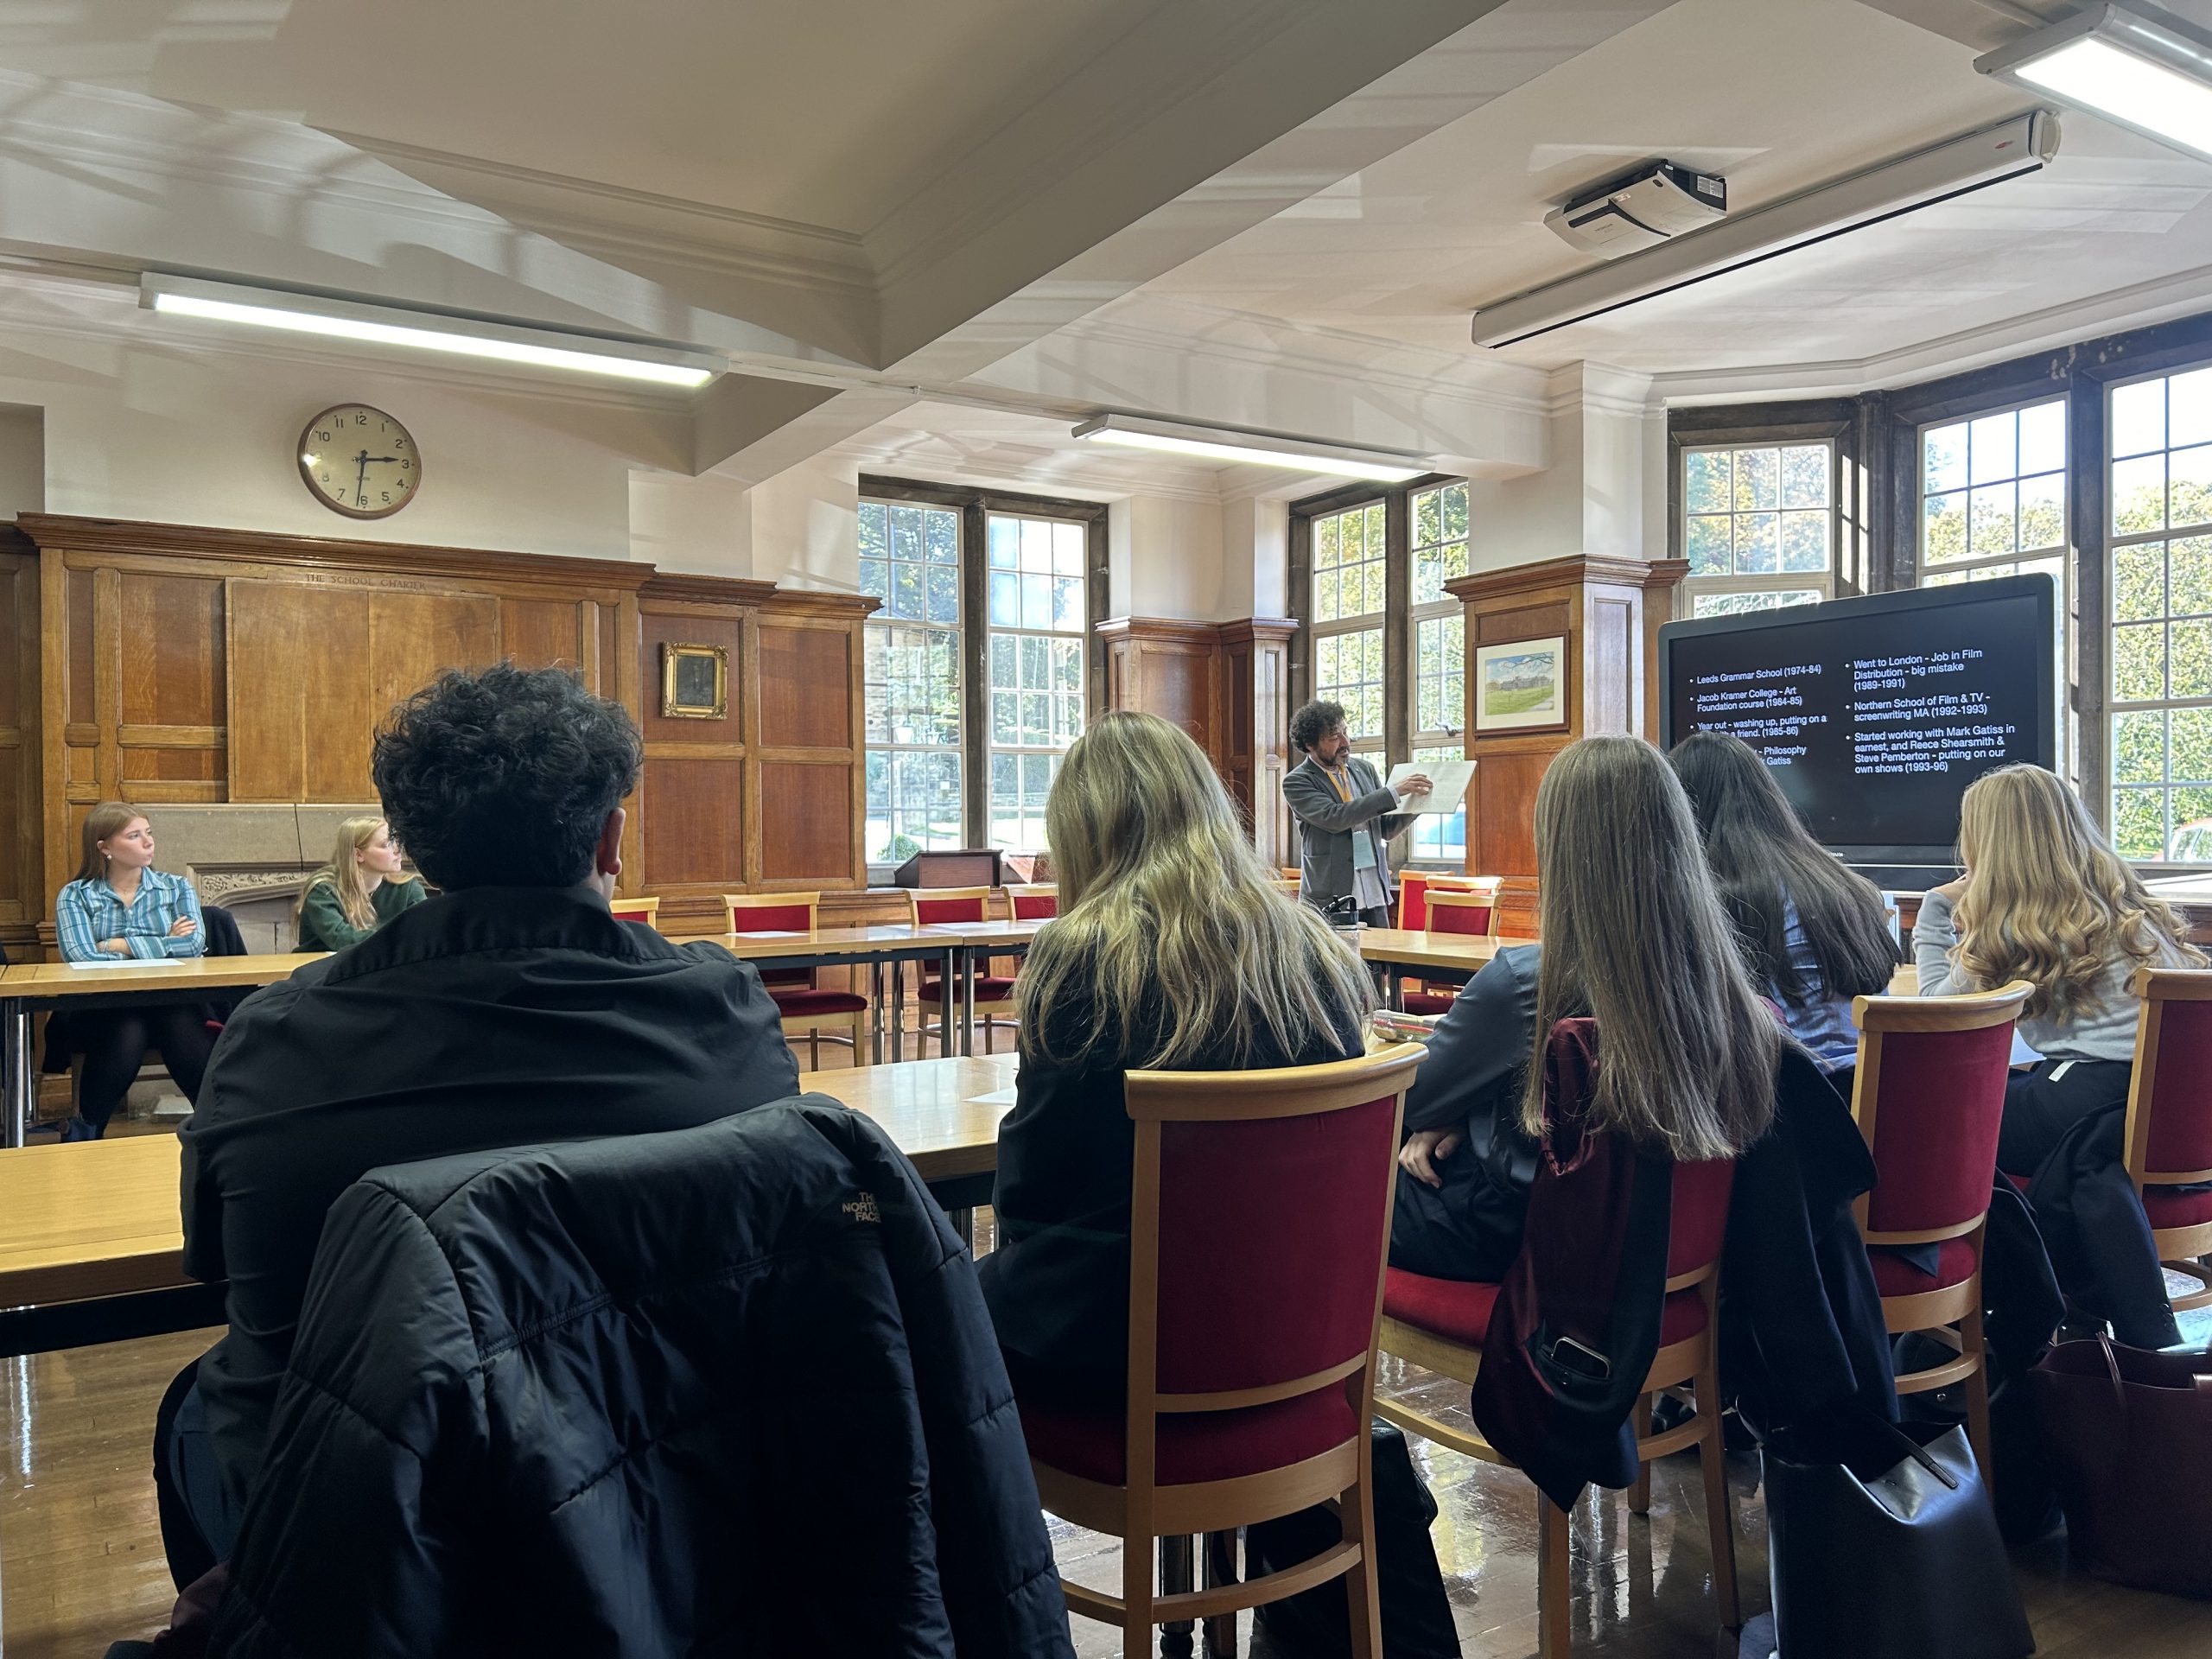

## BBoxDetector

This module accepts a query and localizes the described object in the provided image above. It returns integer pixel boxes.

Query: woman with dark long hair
[1391,734,1781,1280]
[1669,731,1900,1080]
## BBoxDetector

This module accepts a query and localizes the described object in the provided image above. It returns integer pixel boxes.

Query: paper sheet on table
[966,1086,1020,1107]
[1384,760,1474,815]
[67,957,187,969]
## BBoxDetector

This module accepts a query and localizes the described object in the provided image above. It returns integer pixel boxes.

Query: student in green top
[293,817,426,952]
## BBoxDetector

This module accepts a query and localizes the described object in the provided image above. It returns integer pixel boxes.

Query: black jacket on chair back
[207,1099,1073,1659]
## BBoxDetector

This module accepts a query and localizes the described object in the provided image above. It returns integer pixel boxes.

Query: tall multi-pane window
[2107,366,2212,861]
[1311,499,1389,755]
[1681,442,1834,616]
[985,513,1087,849]
[1409,481,1469,865]
[1919,397,2069,779]
[859,499,963,864]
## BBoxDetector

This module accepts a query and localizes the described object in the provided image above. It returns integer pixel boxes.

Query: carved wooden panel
[641,756,744,887]
[760,760,855,880]
[758,624,850,752]
[641,611,742,741]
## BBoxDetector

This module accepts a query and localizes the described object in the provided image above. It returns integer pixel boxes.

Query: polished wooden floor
[8,1030,2212,1656]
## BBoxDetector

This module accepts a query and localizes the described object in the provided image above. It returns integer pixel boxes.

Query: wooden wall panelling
[1096,618,1224,762]
[750,603,869,891]
[1640,559,1690,743]
[0,537,38,941]
[637,596,747,913]
[1217,619,1296,866]
[1447,556,1669,937]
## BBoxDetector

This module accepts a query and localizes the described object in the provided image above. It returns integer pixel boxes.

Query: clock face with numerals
[298,404,420,519]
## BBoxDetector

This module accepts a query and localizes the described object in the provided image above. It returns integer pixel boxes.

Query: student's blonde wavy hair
[1519,735,1780,1160]
[1014,710,1374,1069]
[296,816,417,932]
[1951,765,2202,1023]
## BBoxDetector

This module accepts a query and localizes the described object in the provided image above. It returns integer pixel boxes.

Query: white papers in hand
[1384,760,1474,815]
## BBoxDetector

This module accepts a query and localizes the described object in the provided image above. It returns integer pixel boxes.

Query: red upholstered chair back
[1126,1046,1423,1403]
[608,896,659,927]
[1426,888,1498,938]
[908,886,991,926]
[724,893,820,991]
[1005,885,1058,920]
[1849,981,2031,1240]
[1397,873,1498,931]
[2126,968,2212,1183]
[1666,1157,1737,1284]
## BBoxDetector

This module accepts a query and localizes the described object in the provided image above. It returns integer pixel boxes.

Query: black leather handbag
[1762,1416,2033,1659]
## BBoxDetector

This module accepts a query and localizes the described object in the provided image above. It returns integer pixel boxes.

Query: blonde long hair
[1014,710,1374,1068]
[297,817,416,932]
[1951,765,2202,1023]
[1520,736,1780,1159]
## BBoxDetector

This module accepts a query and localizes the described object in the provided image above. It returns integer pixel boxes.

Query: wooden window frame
[858,476,1107,862]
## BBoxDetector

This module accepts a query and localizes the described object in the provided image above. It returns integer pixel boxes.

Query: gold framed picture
[659,642,728,720]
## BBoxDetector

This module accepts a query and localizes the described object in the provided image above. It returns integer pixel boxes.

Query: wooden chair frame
[903,887,1011,1057]
[722,892,863,1071]
[1847,979,2032,1478]
[1421,885,1502,938]
[1030,1044,1425,1656]
[1374,1212,1738,1658]
[607,895,661,928]
[2122,966,2212,1312]
[1397,875,1500,1006]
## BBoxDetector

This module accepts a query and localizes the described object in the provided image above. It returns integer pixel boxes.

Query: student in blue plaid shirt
[52,802,216,1139]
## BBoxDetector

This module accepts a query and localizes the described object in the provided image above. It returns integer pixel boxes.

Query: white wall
[0,404,41,518]
[0,308,713,566]
[747,454,861,590]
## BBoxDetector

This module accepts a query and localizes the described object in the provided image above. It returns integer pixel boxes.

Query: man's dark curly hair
[1289,699,1348,756]
[372,663,642,890]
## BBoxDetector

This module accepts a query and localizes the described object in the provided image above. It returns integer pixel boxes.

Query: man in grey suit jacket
[1283,699,1431,926]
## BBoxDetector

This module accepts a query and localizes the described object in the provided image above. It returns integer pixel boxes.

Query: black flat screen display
[1658,575,2056,864]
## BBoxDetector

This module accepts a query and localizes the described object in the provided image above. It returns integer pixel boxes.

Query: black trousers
[73,1007,215,1135]
[1996,1057,2133,1180]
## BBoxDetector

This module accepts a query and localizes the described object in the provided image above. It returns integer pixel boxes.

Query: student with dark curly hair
[159,664,799,1584]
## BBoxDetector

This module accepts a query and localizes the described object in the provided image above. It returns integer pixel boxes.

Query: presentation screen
[1657,575,2056,866]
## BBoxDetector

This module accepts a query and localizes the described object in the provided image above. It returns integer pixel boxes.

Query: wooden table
[673,925,969,1065]
[1356,928,1535,1011]
[0,954,323,1148]
[0,1054,1016,1358]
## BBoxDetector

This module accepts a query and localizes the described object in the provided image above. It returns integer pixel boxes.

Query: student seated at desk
[291,816,425,952]
[979,710,1371,1403]
[1915,763,2202,1179]
[1390,735,1780,1281]
[1669,731,1900,1090]
[161,664,799,1586]
[53,801,214,1141]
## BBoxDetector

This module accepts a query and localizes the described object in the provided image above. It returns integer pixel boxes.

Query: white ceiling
[1102,0,2212,379]
[5,0,2212,483]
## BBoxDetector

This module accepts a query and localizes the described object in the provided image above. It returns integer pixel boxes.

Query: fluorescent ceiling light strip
[1072,415,1426,482]
[2014,39,2212,156]
[145,281,717,387]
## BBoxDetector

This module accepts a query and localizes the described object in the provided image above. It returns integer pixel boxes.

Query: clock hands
[353,451,369,505]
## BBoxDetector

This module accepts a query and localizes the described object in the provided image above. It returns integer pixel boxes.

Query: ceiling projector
[1544,161,1728,256]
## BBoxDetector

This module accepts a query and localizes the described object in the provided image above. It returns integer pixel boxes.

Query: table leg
[1159,1534,1195,1659]
[948,1207,975,1250]
[939,949,957,1059]
[1202,1529,1239,1658]
[3,999,29,1149]
[1386,970,1405,1014]
[868,961,885,1066]
[888,961,906,1064]
[959,948,976,1058]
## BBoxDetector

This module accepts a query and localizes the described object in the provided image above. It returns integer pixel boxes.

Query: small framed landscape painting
[660,642,729,720]
[1472,634,1568,734]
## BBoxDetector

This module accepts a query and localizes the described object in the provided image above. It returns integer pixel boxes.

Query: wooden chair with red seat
[607,895,660,929]
[1016,1042,1425,1656]
[975,885,1058,1046]
[721,892,868,1070]
[1373,1094,1741,1659]
[2121,965,2212,1311]
[904,886,1014,1056]
[1847,979,2032,1478]
[1398,876,1502,1015]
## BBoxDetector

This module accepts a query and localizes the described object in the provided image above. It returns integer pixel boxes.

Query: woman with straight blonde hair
[1916,763,2202,1178]
[1392,734,1781,1280]
[293,817,425,952]
[979,710,1373,1400]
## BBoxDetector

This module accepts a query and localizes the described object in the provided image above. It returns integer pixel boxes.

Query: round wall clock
[298,404,421,519]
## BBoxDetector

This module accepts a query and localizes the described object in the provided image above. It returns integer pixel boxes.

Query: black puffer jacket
[206,1100,1073,1659]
